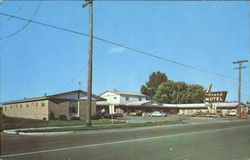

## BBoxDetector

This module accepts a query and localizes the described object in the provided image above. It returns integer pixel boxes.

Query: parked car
[135,110,142,116]
[149,111,166,117]
[128,112,137,116]
[113,113,123,117]
[128,110,142,116]
[92,112,110,120]
[92,112,123,120]
[228,110,237,116]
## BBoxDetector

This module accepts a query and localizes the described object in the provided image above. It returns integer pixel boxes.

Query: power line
[0,2,42,40]
[65,67,85,89]
[1,5,23,24]
[0,12,248,82]
[0,12,89,36]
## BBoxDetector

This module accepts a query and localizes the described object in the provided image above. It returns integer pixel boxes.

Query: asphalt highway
[1,120,250,160]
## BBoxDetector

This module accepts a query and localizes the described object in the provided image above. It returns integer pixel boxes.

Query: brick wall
[48,99,70,120]
[3,100,49,120]
[3,99,98,121]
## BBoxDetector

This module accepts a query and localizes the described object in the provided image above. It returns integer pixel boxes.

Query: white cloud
[109,47,126,54]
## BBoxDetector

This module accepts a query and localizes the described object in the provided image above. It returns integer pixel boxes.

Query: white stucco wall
[100,92,121,104]
[120,95,146,104]
[100,91,146,105]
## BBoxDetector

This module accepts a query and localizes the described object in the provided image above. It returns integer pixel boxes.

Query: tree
[153,80,174,103]
[154,81,205,104]
[141,71,205,103]
[186,84,204,103]
[141,71,168,99]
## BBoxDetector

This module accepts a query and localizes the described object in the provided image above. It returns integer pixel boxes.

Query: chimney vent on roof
[24,97,26,99]
[44,93,47,96]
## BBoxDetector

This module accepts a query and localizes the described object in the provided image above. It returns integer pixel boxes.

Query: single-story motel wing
[97,101,245,116]
[96,90,247,116]
[1,90,105,120]
[1,90,249,120]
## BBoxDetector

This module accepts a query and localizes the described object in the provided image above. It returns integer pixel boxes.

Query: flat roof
[163,102,238,108]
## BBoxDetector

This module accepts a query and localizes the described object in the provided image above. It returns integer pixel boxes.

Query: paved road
[1,120,250,160]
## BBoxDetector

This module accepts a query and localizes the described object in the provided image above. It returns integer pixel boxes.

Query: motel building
[2,89,247,120]
[97,90,245,116]
[2,90,104,120]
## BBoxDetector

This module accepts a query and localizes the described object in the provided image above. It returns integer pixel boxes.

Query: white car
[228,110,237,116]
[149,111,166,117]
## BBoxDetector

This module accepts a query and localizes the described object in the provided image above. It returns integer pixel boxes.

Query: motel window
[35,103,38,107]
[10,105,12,109]
[41,103,45,107]
[139,98,142,101]
[126,97,129,101]
[20,104,23,108]
[26,104,29,107]
[5,107,7,111]
[114,97,117,99]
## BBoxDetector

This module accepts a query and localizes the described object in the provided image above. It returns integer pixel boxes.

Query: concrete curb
[17,131,74,135]
[3,128,74,135]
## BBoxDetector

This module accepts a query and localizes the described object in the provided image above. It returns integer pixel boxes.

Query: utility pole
[78,82,82,90]
[82,0,93,127]
[77,82,82,118]
[233,60,248,117]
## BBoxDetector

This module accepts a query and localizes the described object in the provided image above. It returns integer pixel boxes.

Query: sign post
[109,104,114,124]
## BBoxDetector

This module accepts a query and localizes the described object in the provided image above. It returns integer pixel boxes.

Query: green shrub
[49,112,55,120]
[70,116,80,120]
[59,115,67,121]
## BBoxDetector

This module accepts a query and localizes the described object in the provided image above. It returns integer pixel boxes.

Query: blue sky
[0,1,249,103]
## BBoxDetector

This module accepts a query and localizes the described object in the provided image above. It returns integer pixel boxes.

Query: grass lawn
[221,117,243,121]
[0,115,125,131]
[18,120,186,133]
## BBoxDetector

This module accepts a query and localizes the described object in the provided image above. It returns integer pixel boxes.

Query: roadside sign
[204,91,227,102]
[109,104,115,114]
